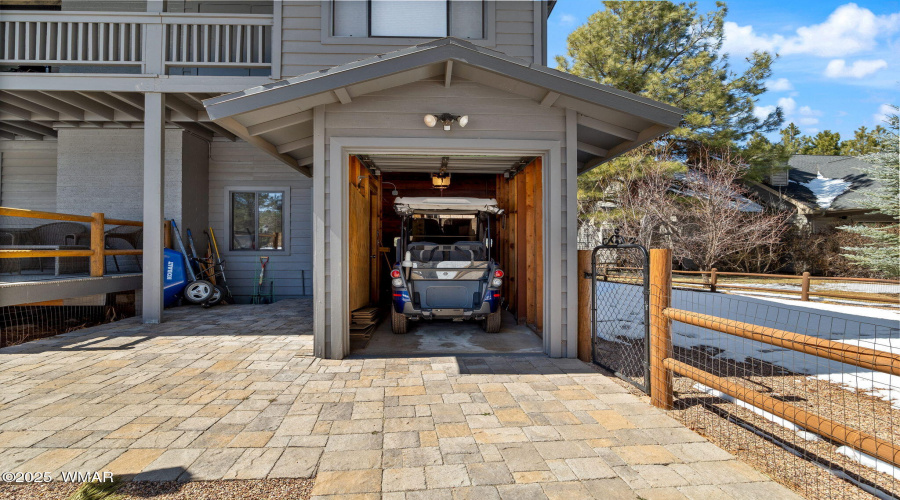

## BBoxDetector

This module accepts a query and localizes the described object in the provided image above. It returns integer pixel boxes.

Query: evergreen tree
[557,1,781,161]
[780,123,803,153]
[840,125,889,156]
[839,107,899,277]
[799,130,842,155]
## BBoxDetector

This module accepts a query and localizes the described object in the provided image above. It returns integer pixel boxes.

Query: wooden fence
[595,265,899,304]
[647,248,900,469]
[0,207,142,277]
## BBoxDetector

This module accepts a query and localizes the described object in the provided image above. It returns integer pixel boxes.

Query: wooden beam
[577,141,608,158]
[444,60,454,88]
[0,101,32,119]
[109,92,144,109]
[0,92,59,119]
[165,94,199,121]
[247,110,313,136]
[0,122,46,140]
[577,114,640,141]
[0,120,56,137]
[199,122,237,141]
[78,92,143,120]
[333,87,352,105]
[41,91,115,121]
[216,117,311,176]
[5,90,84,120]
[0,130,15,140]
[174,122,214,141]
[540,91,560,107]
[579,124,669,174]
[276,136,314,154]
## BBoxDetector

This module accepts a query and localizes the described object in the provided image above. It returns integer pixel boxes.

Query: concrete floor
[355,310,545,357]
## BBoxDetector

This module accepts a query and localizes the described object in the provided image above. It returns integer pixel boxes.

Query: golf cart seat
[453,241,487,261]
[407,242,438,262]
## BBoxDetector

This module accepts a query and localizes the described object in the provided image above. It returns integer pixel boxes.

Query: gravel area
[0,479,314,500]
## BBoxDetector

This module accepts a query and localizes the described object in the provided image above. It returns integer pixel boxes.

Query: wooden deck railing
[0,207,142,277]
[647,249,900,468]
[596,265,899,304]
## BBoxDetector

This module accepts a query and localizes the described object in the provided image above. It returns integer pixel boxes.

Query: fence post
[801,272,810,301]
[577,250,592,363]
[90,212,105,277]
[649,248,673,410]
[709,268,717,293]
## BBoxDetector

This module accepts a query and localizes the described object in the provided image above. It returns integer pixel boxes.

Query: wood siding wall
[0,140,58,221]
[207,137,313,301]
[281,0,536,77]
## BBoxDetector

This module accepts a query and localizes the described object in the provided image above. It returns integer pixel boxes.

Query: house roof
[774,155,879,211]
[203,37,684,176]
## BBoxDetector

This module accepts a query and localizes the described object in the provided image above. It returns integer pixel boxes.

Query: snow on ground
[596,282,900,405]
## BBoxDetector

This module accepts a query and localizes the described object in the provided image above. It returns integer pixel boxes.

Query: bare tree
[611,149,790,271]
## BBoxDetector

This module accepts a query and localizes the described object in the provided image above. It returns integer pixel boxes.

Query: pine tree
[799,130,842,155]
[838,107,899,277]
[840,125,889,156]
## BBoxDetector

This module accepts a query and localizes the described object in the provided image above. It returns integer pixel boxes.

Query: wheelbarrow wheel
[184,280,214,304]
[206,285,224,306]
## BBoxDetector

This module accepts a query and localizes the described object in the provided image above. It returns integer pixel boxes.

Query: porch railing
[0,207,142,278]
[0,11,272,72]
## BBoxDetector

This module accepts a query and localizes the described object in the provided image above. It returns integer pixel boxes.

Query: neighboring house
[749,155,891,233]
[0,0,684,359]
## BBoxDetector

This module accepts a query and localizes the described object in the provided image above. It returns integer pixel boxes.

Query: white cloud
[824,59,889,78]
[765,78,793,92]
[798,117,820,126]
[874,103,895,123]
[723,3,900,57]
[753,97,797,120]
[778,97,797,115]
[557,13,576,27]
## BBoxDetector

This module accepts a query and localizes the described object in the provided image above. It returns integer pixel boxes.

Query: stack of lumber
[350,307,380,343]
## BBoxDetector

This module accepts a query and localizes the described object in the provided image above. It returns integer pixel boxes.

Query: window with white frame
[333,0,484,39]
[229,190,287,251]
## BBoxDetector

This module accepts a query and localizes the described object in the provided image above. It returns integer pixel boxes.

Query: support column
[142,92,165,323]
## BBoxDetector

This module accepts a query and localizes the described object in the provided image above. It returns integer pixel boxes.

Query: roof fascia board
[204,40,683,127]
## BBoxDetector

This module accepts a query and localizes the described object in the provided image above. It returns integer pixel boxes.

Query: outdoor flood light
[424,113,469,131]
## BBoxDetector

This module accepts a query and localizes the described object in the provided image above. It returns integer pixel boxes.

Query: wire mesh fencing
[638,249,900,499]
[0,291,137,348]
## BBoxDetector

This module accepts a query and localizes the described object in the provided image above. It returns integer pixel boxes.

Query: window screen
[370,0,448,37]
[333,0,368,36]
[231,191,285,251]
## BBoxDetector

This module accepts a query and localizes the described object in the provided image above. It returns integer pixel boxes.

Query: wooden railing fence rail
[0,207,142,277]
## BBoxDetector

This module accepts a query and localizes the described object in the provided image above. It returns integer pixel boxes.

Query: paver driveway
[0,299,799,499]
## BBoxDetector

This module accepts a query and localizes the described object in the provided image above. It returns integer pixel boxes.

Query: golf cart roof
[394,197,503,215]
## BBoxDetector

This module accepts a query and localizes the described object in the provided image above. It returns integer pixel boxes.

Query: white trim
[565,108,578,358]
[222,186,292,257]
[0,74,275,93]
[271,1,283,79]
[326,136,564,359]
[319,0,497,47]
[313,107,327,359]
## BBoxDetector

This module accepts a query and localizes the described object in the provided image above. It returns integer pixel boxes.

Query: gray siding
[319,77,573,358]
[207,138,313,301]
[0,140,58,219]
[281,0,536,77]
[56,129,186,223]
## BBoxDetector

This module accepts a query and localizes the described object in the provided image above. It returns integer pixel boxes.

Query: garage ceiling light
[432,160,451,189]
[424,113,468,131]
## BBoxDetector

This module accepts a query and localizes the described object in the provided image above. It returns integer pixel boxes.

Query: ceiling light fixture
[424,113,469,131]
[432,157,451,189]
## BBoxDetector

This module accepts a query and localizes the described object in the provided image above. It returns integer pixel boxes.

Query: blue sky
[547,1,899,140]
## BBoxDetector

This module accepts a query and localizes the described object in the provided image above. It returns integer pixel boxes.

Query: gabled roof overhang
[203,38,684,177]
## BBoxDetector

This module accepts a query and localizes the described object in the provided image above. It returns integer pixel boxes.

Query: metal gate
[590,231,650,393]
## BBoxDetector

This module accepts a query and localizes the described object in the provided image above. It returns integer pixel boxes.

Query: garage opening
[347,153,545,355]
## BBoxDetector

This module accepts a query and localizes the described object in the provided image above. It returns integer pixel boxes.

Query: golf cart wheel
[207,285,223,306]
[183,280,214,304]
[391,308,408,334]
[483,310,502,333]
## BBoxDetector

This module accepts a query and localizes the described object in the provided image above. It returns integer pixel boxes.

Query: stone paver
[0,299,800,499]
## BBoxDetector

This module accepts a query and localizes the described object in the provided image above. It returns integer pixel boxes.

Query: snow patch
[800,171,851,209]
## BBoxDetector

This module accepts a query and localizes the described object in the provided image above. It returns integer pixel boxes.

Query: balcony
[0,11,274,77]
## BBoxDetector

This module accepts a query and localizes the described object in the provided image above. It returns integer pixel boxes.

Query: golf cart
[390,197,505,334]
